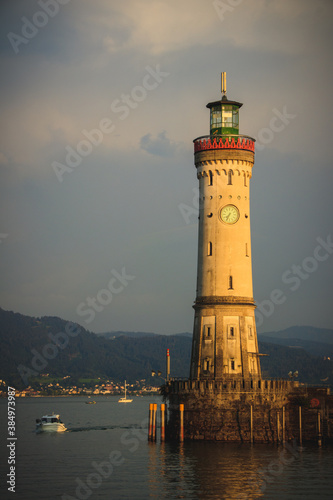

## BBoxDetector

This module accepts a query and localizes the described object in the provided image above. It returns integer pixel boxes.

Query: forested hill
[0,307,332,388]
[0,308,191,388]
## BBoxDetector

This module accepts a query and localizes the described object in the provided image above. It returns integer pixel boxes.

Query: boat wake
[68,424,145,432]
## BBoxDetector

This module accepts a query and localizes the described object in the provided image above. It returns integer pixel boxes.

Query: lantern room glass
[210,104,240,136]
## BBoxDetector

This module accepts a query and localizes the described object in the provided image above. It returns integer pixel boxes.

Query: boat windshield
[41,416,60,423]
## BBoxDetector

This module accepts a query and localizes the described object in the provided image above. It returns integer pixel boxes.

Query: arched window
[227,170,232,185]
[228,275,233,289]
[208,171,213,186]
[208,241,212,256]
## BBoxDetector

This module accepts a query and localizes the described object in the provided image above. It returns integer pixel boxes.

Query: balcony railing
[194,135,255,153]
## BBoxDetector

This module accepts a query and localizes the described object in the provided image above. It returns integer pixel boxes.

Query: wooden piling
[318,410,322,447]
[299,406,302,446]
[148,403,153,441]
[152,403,157,441]
[282,406,285,444]
[180,404,184,442]
[277,411,280,443]
[161,404,166,442]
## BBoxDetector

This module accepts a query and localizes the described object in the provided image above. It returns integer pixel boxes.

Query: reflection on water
[148,440,333,500]
[148,441,266,499]
[149,442,197,499]
[184,442,264,499]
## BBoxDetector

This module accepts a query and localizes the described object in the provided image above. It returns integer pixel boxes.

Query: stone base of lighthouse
[191,298,261,380]
[165,380,333,443]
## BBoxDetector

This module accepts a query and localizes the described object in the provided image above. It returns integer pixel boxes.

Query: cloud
[88,0,330,57]
[0,152,9,165]
[0,0,332,334]
[140,130,182,157]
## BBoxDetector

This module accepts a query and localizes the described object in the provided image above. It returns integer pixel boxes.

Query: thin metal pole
[166,349,170,382]
[250,405,253,443]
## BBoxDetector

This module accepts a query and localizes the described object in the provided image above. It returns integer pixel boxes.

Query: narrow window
[227,170,232,185]
[245,243,249,257]
[208,241,212,256]
[248,326,253,338]
[209,171,213,186]
[230,326,234,337]
[205,359,210,371]
[230,360,235,371]
[206,326,211,338]
[228,275,233,289]
[244,173,247,187]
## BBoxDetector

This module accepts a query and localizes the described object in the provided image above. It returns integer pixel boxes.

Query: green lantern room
[206,72,243,136]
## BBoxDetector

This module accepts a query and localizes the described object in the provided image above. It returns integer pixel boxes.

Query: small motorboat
[36,413,67,433]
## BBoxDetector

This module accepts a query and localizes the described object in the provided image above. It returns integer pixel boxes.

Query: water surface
[1,396,332,499]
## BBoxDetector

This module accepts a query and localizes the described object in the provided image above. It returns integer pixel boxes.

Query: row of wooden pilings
[148,403,185,442]
[298,406,323,446]
[246,405,323,445]
[148,404,324,444]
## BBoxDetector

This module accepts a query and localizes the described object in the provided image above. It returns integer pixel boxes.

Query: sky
[0,0,332,335]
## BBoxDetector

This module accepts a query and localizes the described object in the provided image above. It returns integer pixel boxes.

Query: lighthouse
[165,75,321,442]
[190,73,261,381]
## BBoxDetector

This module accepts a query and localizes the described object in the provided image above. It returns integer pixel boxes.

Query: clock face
[220,205,239,224]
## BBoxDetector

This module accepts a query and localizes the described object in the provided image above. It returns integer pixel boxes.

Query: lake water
[1,396,333,499]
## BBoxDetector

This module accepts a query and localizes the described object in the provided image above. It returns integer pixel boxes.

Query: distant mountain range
[0,307,332,388]
[96,330,192,339]
[259,325,333,344]
[258,326,333,358]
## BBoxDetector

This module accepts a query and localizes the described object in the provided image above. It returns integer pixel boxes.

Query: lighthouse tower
[190,73,261,381]
[166,75,301,442]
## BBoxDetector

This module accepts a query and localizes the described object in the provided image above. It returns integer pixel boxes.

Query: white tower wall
[190,135,261,380]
